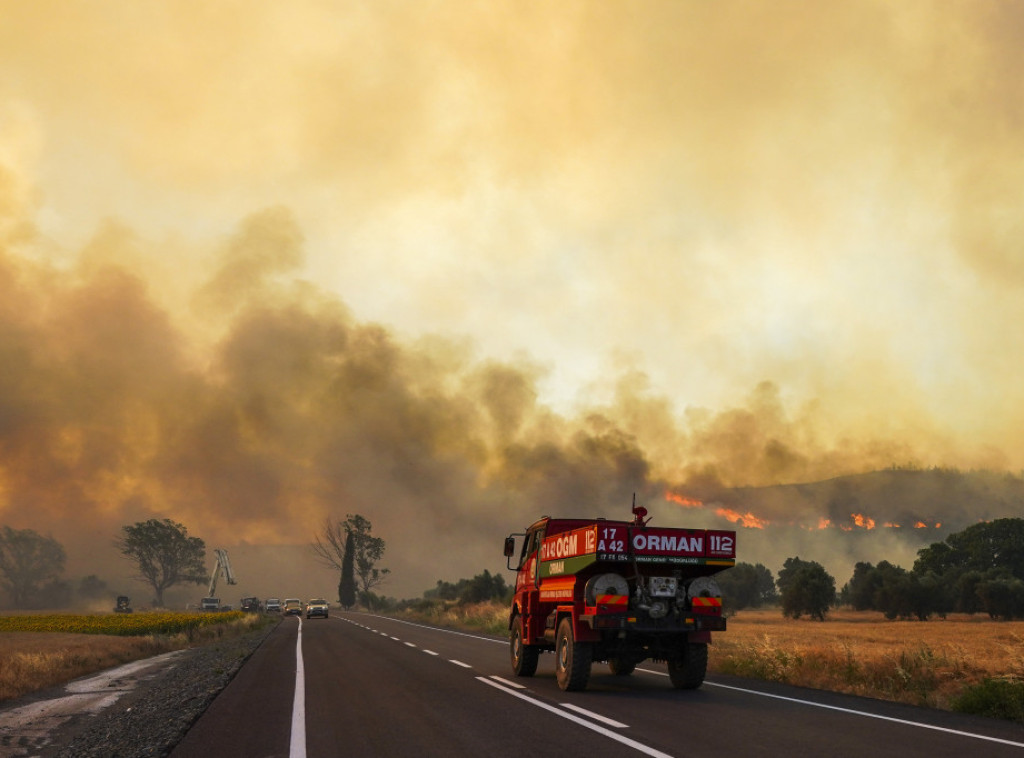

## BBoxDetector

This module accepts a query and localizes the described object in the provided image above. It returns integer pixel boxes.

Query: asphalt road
[170,612,1024,758]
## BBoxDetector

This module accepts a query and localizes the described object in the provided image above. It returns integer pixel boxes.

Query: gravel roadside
[38,619,279,758]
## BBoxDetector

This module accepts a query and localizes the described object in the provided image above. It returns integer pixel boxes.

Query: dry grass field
[711,608,1024,711]
[0,613,268,702]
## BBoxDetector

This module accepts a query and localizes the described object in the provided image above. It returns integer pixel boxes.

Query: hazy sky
[1,1,1023,598]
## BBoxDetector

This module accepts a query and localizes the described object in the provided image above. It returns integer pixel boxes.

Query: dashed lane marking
[477,678,670,758]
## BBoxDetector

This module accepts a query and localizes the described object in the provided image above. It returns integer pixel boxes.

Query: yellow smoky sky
[1,1,1023,597]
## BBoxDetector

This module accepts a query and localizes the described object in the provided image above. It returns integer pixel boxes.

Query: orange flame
[884,522,900,528]
[817,518,832,530]
[914,521,927,528]
[665,491,704,508]
[851,513,876,530]
[716,507,768,529]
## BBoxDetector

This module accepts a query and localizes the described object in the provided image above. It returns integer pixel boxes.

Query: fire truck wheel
[607,657,636,676]
[667,642,708,689]
[510,616,539,677]
[555,618,592,691]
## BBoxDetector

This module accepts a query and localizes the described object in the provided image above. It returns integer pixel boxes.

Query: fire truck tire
[668,642,708,689]
[607,657,636,676]
[510,616,539,677]
[555,618,592,691]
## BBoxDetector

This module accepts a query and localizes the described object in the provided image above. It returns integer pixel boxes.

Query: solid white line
[289,616,306,758]
[449,659,473,668]
[477,678,671,758]
[636,668,1024,749]
[487,675,526,689]
[559,703,628,729]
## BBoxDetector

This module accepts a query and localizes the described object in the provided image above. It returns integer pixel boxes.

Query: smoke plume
[1,2,1023,599]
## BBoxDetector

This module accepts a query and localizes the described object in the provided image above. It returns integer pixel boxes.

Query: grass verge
[0,612,275,703]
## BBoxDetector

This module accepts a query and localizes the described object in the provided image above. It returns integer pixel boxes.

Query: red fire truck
[504,501,735,691]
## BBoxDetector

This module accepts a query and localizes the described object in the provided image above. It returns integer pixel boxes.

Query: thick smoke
[2,3,1024,600]
[2,206,1020,600]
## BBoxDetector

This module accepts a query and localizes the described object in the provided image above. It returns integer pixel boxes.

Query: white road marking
[487,675,526,689]
[449,659,473,668]
[560,703,628,728]
[423,650,439,656]
[478,678,670,758]
[289,616,306,758]
[636,668,1024,749]
[404,642,417,648]
[359,612,505,644]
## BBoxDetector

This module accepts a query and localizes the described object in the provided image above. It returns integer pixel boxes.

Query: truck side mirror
[503,536,516,558]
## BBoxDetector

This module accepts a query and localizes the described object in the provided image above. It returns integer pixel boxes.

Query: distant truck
[200,548,237,612]
[504,500,736,691]
[239,597,261,613]
[114,596,133,613]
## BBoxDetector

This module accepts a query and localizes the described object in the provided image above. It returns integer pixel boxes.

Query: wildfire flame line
[664,491,704,508]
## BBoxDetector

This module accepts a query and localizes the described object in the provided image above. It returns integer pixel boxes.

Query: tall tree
[0,527,67,608]
[116,519,207,607]
[312,513,389,599]
[777,556,835,621]
[338,530,356,609]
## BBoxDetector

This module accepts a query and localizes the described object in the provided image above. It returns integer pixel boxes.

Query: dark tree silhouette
[116,519,207,607]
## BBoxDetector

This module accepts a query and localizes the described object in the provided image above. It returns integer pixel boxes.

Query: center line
[289,616,306,758]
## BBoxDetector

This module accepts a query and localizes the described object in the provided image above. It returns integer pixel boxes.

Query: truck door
[517,526,545,592]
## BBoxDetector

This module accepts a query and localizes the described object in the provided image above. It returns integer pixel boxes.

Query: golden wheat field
[710,608,1024,710]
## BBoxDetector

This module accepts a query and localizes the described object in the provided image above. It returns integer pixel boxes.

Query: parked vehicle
[200,597,221,612]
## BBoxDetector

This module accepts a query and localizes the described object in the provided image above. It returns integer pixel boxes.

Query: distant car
[306,599,329,619]
[265,598,282,613]
[283,598,303,616]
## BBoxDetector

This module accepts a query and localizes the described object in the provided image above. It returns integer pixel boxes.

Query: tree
[717,562,777,611]
[0,526,67,609]
[116,519,207,607]
[843,561,882,611]
[338,530,356,609]
[312,513,389,599]
[777,557,835,621]
[914,518,1024,580]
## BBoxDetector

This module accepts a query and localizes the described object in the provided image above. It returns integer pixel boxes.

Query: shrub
[952,679,1024,722]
